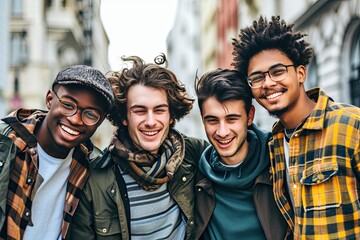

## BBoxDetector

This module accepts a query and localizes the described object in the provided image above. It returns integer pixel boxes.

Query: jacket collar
[272,87,332,134]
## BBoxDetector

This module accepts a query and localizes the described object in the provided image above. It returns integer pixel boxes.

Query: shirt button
[26,178,32,184]
[182,176,187,182]
[293,184,297,189]
[0,162,3,167]
[30,148,37,155]
[189,220,194,225]
[294,133,299,137]
[24,211,30,217]
[197,188,201,192]
[102,228,107,233]
[110,189,115,194]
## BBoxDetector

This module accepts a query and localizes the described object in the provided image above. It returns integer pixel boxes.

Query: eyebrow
[248,63,285,76]
[129,104,169,110]
[58,94,103,112]
[203,113,242,120]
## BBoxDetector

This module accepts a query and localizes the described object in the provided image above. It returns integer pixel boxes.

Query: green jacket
[68,133,208,240]
[0,134,17,229]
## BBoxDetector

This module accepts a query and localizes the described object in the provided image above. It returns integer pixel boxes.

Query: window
[341,18,360,107]
[10,31,28,67]
[349,26,360,107]
[11,0,23,16]
[306,57,318,90]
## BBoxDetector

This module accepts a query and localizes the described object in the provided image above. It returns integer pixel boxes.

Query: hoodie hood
[198,123,271,189]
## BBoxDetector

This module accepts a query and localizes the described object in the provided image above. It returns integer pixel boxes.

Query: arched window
[306,56,318,90]
[341,18,360,107]
[349,25,360,107]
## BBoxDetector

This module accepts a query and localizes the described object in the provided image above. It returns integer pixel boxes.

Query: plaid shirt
[0,109,93,240]
[269,88,360,239]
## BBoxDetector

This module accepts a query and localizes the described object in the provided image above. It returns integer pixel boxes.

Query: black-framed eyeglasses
[52,90,101,126]
[247,64,296,88]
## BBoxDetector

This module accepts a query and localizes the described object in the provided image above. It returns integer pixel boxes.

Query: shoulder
[83,163,116,198]
[183,134,209,149]
[326,101,360,128]
[181,133,209,159]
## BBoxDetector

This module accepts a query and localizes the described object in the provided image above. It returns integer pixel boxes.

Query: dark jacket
[194,124,289,240]
[0,134,17,229]
[194,166,289,240]
[68,132,208,240]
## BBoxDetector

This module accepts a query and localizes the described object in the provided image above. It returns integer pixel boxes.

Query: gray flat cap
[52,65,114,108]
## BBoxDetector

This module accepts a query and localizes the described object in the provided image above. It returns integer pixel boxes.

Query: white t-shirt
[23,144,73,240]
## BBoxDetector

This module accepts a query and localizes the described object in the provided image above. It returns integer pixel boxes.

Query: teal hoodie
[198,123,271,240]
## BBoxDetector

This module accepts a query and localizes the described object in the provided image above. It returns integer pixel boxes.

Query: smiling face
[37,85,108,158]
[201,97,254,165]
[248,49,306,118]
[122,84,172,154]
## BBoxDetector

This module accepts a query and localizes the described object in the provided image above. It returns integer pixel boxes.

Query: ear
[247,105,255,126]
[297,65,307,84]
[45,90,53,109]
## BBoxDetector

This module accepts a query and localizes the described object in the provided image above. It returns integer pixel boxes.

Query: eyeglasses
[52,90,101,126]
[247,64,296,88]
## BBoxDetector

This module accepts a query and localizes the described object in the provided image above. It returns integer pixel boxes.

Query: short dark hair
[195,68,252,114]
[107,54,194,129]
[232,15,313,80]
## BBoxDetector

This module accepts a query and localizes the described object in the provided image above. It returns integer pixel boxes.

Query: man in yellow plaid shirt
[232,15,360,239]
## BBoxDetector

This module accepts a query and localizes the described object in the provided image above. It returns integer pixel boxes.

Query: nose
[262,72,276,88]
[67,110,84,126]
[216,121,230,137]
[145,112,156,127]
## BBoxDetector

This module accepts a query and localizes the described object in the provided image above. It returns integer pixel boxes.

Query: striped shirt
[269,88,360,239]
[121,169,186,239]
[0,109,92,240]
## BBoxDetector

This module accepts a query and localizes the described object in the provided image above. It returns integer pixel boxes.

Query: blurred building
[5,0,113,148]
[167,0,206,139]
[168,0,360,133]
[0,0,10,117]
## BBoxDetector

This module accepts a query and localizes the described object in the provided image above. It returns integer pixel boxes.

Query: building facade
[0,0,10,117]
[6,0,112,148]
[167,0,206,139]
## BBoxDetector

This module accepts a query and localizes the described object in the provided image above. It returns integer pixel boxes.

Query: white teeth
[142,131,158,136]
[218,139,232,144]
[266,92,282,99]
[61,125,80,136]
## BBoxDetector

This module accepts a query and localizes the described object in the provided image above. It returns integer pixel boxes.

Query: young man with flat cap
[0,65,114,240]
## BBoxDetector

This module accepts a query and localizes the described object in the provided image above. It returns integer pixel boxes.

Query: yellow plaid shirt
[269,88,360,239]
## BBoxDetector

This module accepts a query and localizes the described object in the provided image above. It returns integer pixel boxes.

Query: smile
[266,92,282,99]
[61,125,80,136]
[217,138,233,144]
[141,130,159,136]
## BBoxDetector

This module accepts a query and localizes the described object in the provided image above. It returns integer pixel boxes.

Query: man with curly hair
[232,15,360,239]
[69,54,208,240]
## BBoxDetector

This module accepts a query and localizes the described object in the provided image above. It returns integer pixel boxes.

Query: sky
[100,0,178,70]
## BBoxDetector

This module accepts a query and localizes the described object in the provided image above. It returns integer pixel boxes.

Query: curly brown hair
[232,15,313,80]
[107,54,194,130]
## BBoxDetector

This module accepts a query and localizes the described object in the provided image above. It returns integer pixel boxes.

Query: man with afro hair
[232,15,360,239]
